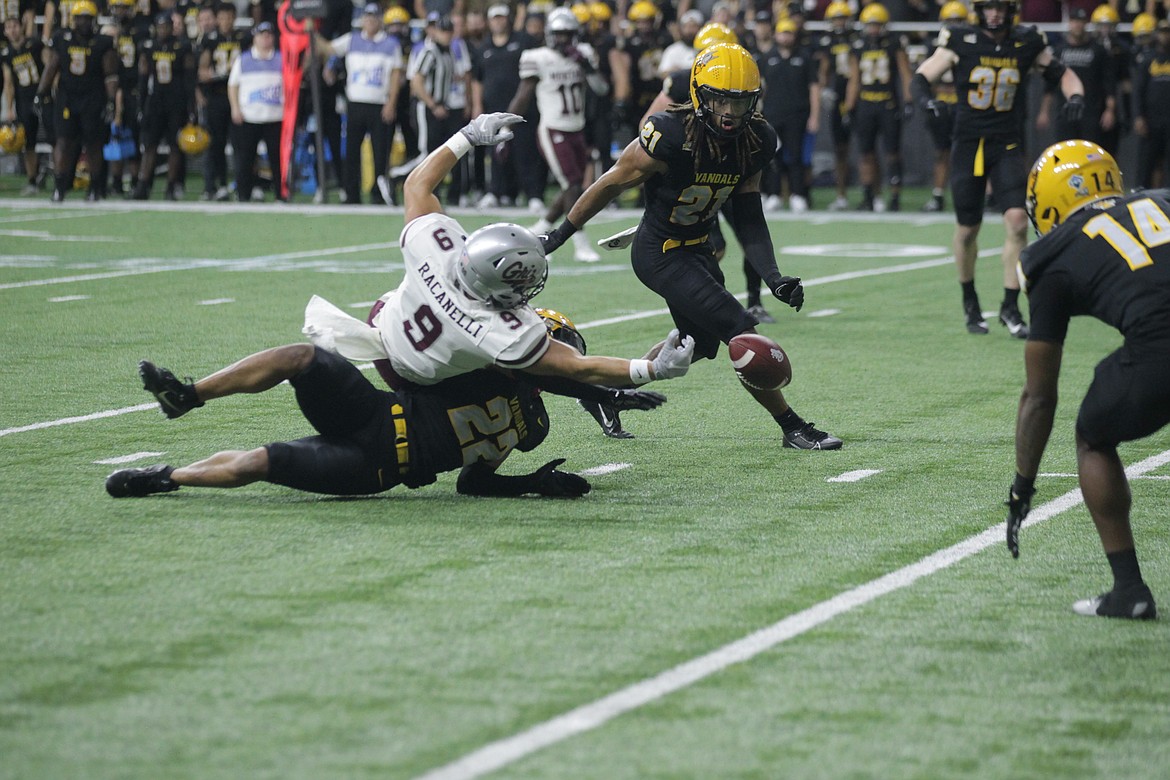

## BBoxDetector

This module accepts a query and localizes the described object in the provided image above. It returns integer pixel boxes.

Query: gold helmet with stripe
[383,5,409,25]
[859,3,889,24]
[693,22,736,50]
[939,1,968,22]
[690,42,760,138]
[1026,140,1123,236]
[177,123,211,155]
[824,0,852,20]
[0,122,26,154]
[535,308,587,354]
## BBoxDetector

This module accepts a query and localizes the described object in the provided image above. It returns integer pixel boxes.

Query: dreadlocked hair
[666,103,766,175]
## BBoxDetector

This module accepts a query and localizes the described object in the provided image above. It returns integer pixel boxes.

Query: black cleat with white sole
[139,361,203,418]
[964,299,989,335]
[783,422,843,450]
[998,303,1029,339]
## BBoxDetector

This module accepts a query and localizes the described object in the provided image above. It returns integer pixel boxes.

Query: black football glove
[539,220,576,255]
[33,93,51,121]
[608,388,666,411]
[772,275,804,312]
[1061,94,1085,124]
[533,458,592,497]
[902,102,914,120]
[102,99,116,126]
[1005,474,1036,559]
[923,98,944,119]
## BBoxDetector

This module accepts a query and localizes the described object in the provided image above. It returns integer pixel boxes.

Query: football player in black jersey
[815,1,860,212]
[1,14,45,195]
[912,0,1083,338]
[35,0,119,202]
[132,13,196,200]
[1006,140,1170,621]
[197,2,246,201]
[104,312,667,500]
[103,0,145,197]
[542,43,842,450]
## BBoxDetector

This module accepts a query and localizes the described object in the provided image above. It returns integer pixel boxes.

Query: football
[728,334,792,391]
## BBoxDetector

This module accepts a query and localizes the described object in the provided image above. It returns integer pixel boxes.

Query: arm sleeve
[514,371,617,403]
[728,191,784,291]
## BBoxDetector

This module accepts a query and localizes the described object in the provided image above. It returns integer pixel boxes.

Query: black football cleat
[964,299,989,335]
[106,464,180,498]
[783,422,843,450]
[998,303,1029,339]
[139,361,203,418]
[1072,584,1157,620]
[579,399,634,439]
[921,195,944,212]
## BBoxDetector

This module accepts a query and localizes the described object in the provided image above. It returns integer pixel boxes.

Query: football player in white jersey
[508,8,609,263]
[305,112,694,395]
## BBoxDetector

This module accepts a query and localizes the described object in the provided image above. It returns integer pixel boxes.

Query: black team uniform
[133,24,195,199]
[0,32,44,190]
[197,20,247,198]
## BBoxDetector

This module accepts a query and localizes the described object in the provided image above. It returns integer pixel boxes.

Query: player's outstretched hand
[1005,478,1035,559]
[460,112,525,146]
[608,388,666,411]
[651,329,695,380]
[534,458,592,498]
[772,275,804,311]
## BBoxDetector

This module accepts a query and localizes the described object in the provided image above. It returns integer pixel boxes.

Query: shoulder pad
[639,111,686,161]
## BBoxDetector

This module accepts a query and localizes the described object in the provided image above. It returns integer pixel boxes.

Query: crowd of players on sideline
[4,0,1170,209]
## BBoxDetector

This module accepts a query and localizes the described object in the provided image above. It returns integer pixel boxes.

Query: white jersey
[518,44,598,132]
[373,214,549,384]
[658,41,695,77]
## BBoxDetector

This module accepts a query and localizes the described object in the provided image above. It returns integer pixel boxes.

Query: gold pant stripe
[974,138,985,178]
[390,403,409,475]
[662,233,709,252]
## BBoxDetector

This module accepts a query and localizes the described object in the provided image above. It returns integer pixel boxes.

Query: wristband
[628,359,652,385]
[443,131,473,160]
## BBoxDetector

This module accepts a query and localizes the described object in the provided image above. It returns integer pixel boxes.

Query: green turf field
[2,200,1168,779]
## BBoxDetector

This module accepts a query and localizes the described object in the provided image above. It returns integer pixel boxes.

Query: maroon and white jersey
[303,214,549,386]
[518,43,598,132]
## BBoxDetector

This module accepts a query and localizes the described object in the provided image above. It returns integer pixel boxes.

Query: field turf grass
[2,199,1169,779]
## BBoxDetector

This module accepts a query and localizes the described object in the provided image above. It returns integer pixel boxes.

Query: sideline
[416,447,1170,780]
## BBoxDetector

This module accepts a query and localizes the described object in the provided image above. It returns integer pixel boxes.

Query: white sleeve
[489,308,551,369]
[227,55,242,86]
[330,32,352,56]
[518,48,541,81]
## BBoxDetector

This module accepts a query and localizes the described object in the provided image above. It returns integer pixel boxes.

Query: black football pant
[344,101,390,205]
[203,90,232,195]
[234,120,282,201]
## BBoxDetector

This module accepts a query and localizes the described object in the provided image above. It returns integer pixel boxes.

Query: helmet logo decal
[1069,173,1089,198]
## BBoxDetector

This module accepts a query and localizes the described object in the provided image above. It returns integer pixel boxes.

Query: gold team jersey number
[448,396,520,465]
[859,52,890,86]
[640,120,736,226]
[1082,197,1170,271]
[967,66,1019,112]
[68,47,89,76]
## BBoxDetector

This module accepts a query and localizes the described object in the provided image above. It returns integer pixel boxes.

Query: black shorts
[140,100,185,148]
[630,226,757,361]
[55,91,107,145]
[265,348,401,495]
[853,101,901,156]
[1076,343,1170,449]
[950,136,1027,226]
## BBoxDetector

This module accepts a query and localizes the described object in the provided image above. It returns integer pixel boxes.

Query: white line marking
[0,265,194,290]
[578,463,632,476]
[0,210,107,224]
[198,298,235,306]
[806,309,841,318]
[0,229,127,242]
[415,447,1170,780]
[1041,472,1170,480]
[94,451,165,465]
[0,403,157,438]
[827,469,881,483]
[48,294,90,302]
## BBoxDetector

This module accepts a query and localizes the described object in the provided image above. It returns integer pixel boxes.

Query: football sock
[1107,548,1144,591]
[773,408,804,434]
[1002,287,1020,308]
[961,280,978,304]
[932,187,944,198]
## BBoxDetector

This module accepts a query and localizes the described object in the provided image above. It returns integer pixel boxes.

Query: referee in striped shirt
[407,12,471,205]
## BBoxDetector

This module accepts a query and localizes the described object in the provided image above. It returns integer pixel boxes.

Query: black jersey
[141,36,192,104]
[1021,191,1170,350]
[112,26,146,92]
[1050,37,1115,116]
[0,36,43,101]
[663,66,688,103]
[49,28,116,97]
[1132,49,1170,123]
[199,28,247,93]
[816,28,856,97]
[620,28,673,107]
[940,22,1047,140]
[756,45,816,116]
[637,109,777,242]
[853,33,904,106]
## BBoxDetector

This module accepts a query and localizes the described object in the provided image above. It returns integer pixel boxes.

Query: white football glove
[460,112,525,146]
[651,329,695,380]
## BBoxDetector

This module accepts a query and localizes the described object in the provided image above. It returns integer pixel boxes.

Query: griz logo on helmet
[501,260,541,287]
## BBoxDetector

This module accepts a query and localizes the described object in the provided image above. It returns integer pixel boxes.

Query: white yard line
[577,463,632,477]
[827,469,882,483]
[0,403,157,438]
[415,447,1170,780]
[93,451,165,465]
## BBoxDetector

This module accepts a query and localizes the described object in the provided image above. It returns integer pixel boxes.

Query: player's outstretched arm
[523,331,694,386]
[403,112,525,223]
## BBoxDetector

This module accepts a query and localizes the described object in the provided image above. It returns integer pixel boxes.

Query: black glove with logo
[772,275,805,311]
[1061,94,1085,123]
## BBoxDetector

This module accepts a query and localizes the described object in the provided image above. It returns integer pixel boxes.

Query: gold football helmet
[177,123,211,155]
[70,0,99,17]
[690,43,760,138]
[824,1,852,20]
[1026,140,1123,236]
[0,123,26,154]
[627,0,658,22]
[571,3,591,24]
[1090,4,1119,24]
[588,1,611,22]
[535,307,587,354]
[693,22,736,50]
[859,3,889,24]
[939,1,969,22]
[383,6,409,25]
[1133,12,1156,36]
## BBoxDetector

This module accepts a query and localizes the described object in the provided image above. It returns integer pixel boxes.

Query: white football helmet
[458,223,548,309]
